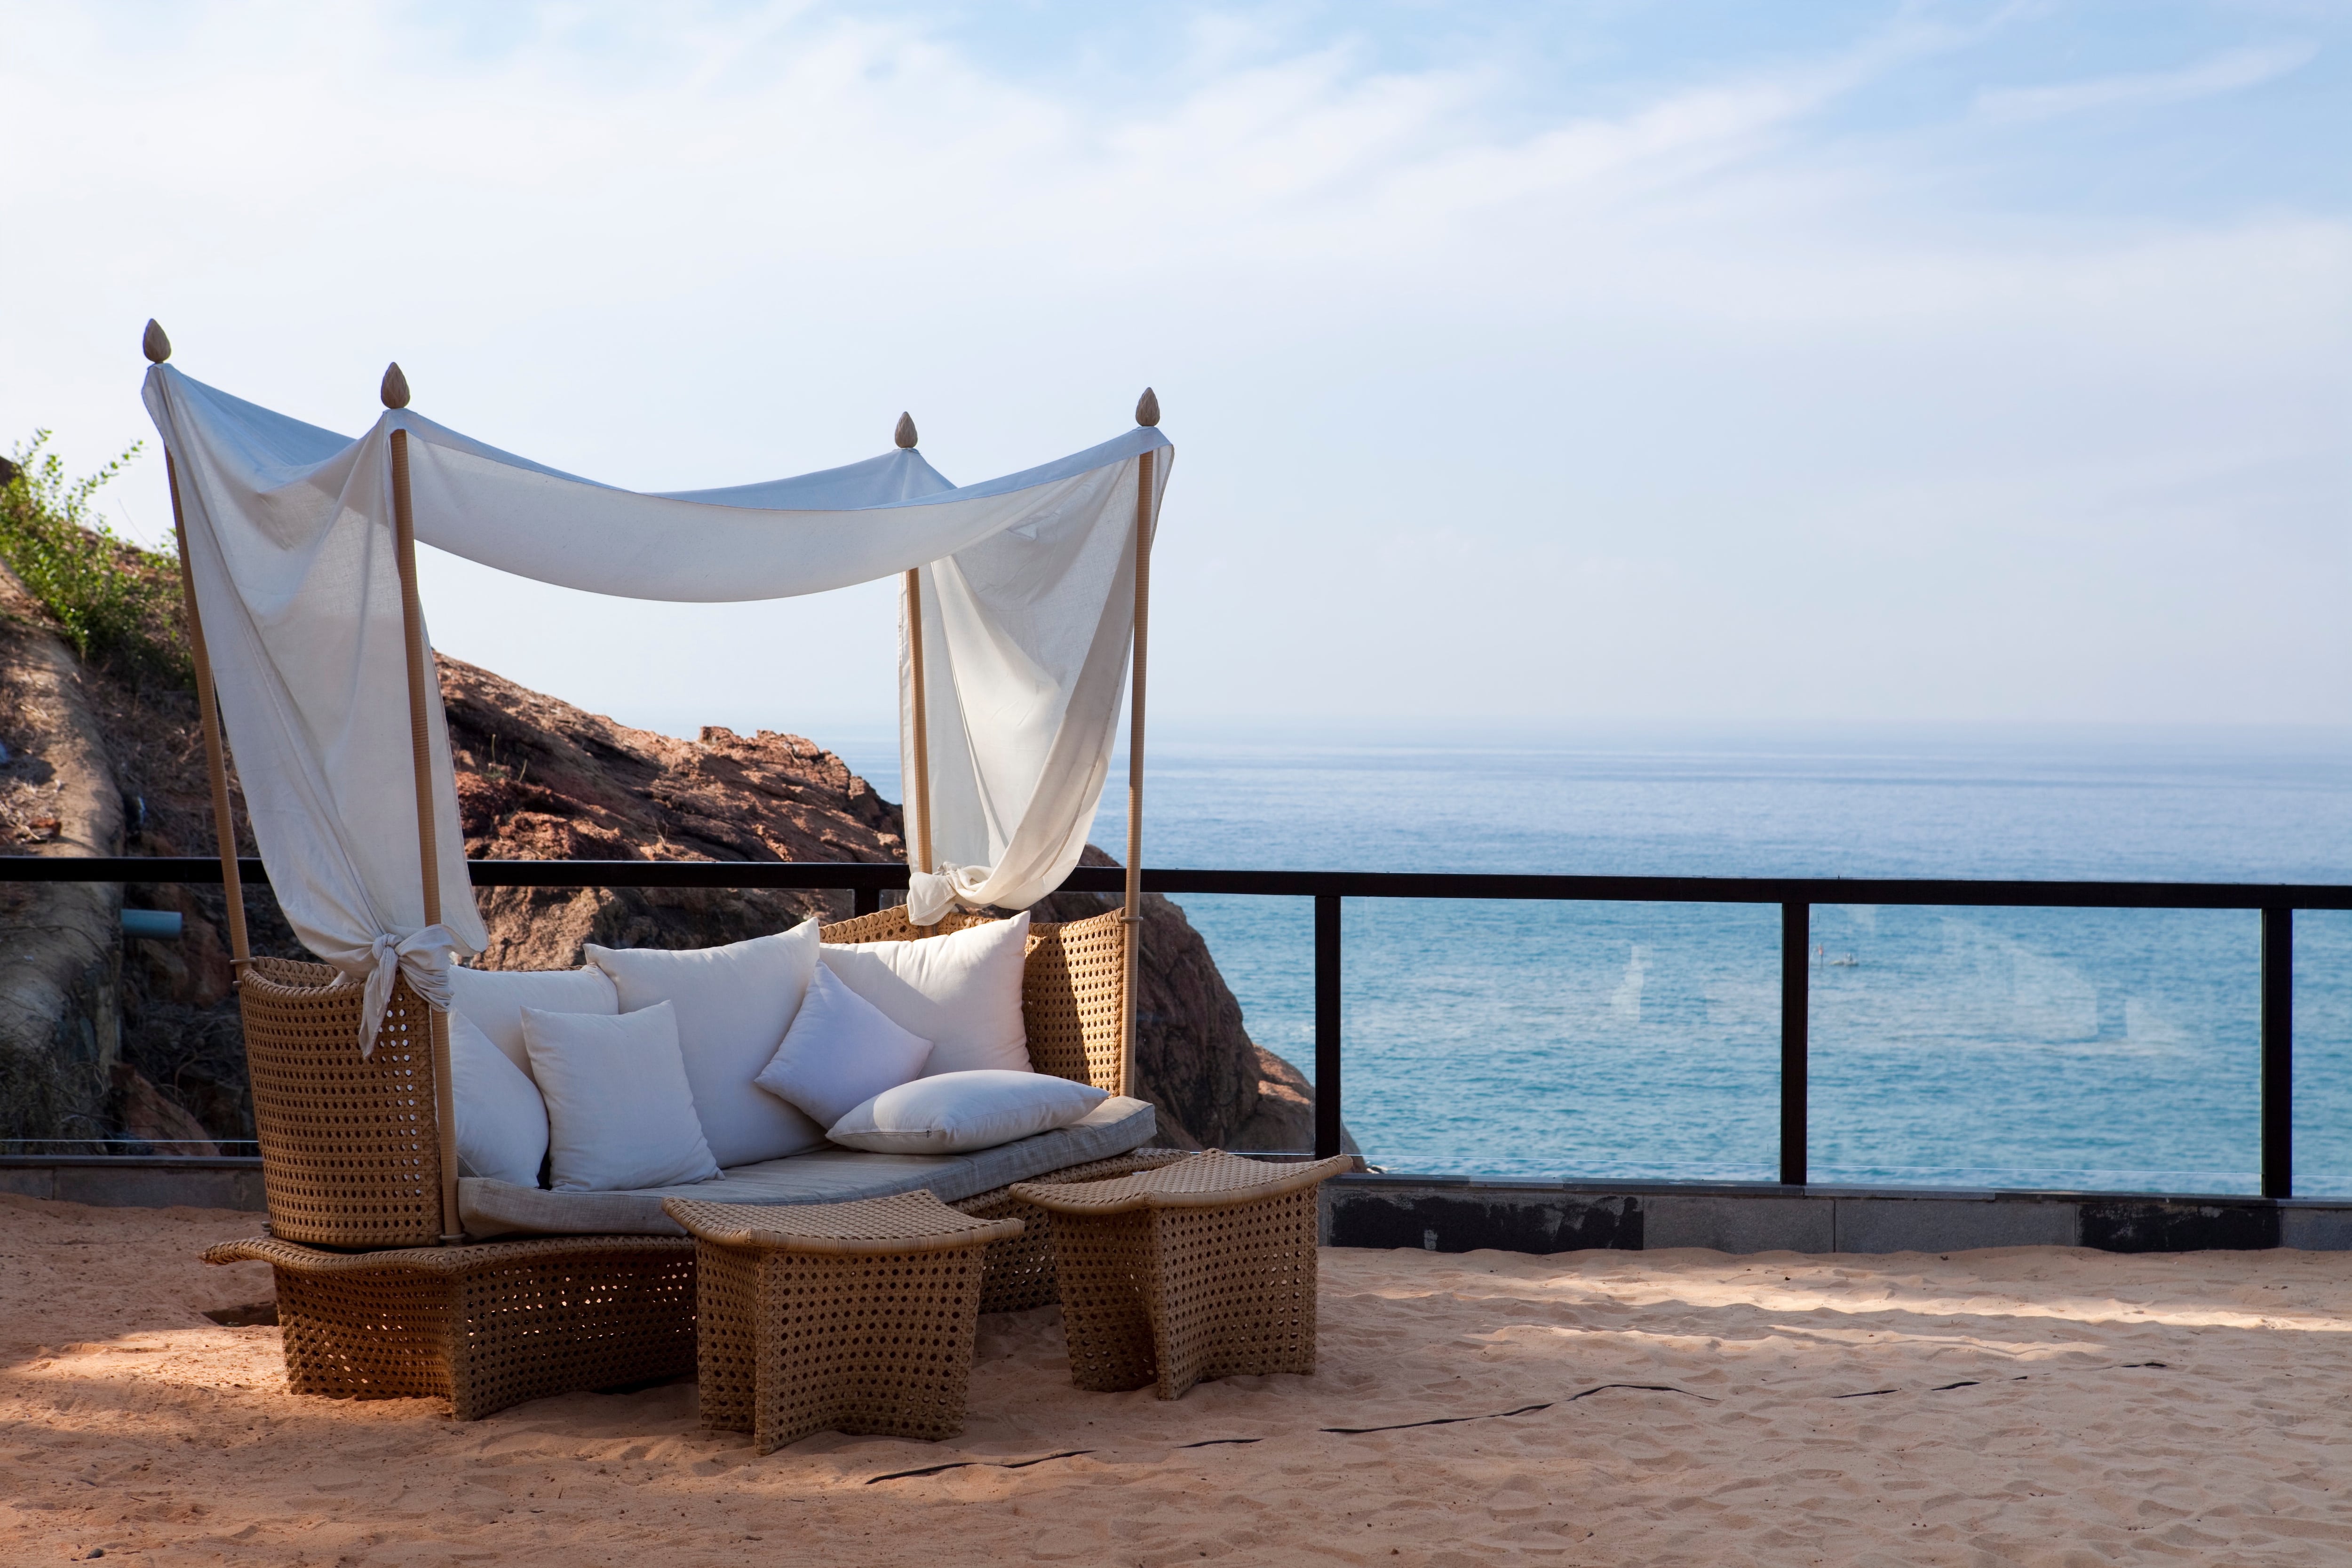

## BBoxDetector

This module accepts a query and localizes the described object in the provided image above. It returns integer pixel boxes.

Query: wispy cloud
[1974,41,2317,123]
[0,3,2344,725]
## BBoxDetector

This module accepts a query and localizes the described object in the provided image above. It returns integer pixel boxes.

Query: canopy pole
[897,411,935,922]
[1121,387,1160,1101]
[905,569,934,881]
[149,323,253,968]
[385,363,464,1246]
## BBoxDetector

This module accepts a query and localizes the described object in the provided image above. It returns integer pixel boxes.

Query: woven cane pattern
[666,1192,1019,1452]
[1011,1152,1351,1401]
[752,1248,991,1451]
[1021,909,1128,1092]
[818,908,999,944]
[951,1148,1193,1313]
[665,1190,1022,1252]
[1046,1206,1161,1393]
[1141,1188,1321,1399]
[203,1234,697,1421]
[692,1236,763,1435]
[237,956,447,1248]
[818,906,1128,1092]
[1015,1150,1353,1215]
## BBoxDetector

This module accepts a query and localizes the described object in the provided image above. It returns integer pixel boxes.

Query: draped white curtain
[901,453,1166,923]
[143,366,1169,1050]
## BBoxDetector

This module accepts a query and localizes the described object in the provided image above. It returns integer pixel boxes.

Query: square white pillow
[447,1009,548,1188]
[447,964,618,1077]
[586,921,826,1168]
[521,1001,721,1192]
[753,964,935,1130]
[818,912,1032,1077]
[827,1068,1107,1154]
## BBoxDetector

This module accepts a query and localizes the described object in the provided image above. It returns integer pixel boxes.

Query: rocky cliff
[0,564,125,1140]
[0,555,301,1152]
[0,563,1335,1152]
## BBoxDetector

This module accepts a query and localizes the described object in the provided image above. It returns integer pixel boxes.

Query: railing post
[1315,893,1342,1160]
[1781,901,1808,1186]
[852,885,881,917]
[2262,906,2293,1200]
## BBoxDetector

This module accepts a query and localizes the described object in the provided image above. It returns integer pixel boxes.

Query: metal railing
[12,855,2351,1195]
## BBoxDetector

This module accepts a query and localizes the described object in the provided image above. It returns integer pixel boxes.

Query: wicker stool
[201,1234,698,1421]
[1011,1150,1356,1401]
[948,1147,1193,1313]
[664,1191,1023,1454]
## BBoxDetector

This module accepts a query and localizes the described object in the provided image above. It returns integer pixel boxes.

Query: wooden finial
[381,362,411,409]
[142,319,172,364]
[1135,387,1160,427]
[894,412,918,449]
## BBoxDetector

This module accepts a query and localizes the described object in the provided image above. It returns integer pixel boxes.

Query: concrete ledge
[10,1157,2347,1254]
[2080,1199,2279,1253]
[1644,1194,1833,1253]
[0,1156,266,1211]
[1323,1185,1637,1253]
[1322,1173,2352,1256]
[2282,1207,2352,1250]
[1835,1196,2076,1253]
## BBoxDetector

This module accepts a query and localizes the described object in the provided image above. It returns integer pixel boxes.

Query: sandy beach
[6,1191,2351,1565]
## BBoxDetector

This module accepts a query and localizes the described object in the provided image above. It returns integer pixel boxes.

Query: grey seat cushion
[461,1095,1157,1238]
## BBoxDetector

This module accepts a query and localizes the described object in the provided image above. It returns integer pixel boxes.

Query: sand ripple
[6,1192,2352,1565]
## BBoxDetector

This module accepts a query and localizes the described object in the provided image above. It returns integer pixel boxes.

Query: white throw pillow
[827,1069,1107,1154]
[447,964,618,1077]
[521,1002,721,1192]
[818,913,1032,1077]
[447,1010,548,1188]
[586,922,826,1168]
[753,964,935,1130]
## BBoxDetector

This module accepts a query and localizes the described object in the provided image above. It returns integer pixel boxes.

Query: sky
[2,0,2345,739]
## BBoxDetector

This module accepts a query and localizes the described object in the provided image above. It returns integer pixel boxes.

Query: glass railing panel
[1808,905,2260,1193]
[2295,909,2352,1197]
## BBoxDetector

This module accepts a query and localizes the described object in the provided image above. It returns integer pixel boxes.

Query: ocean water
[834,725,2352,1195]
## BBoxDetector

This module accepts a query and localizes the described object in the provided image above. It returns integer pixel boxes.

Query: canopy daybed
[142,321,1179,1416]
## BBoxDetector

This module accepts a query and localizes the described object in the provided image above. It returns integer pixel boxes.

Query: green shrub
[0,432,190,689]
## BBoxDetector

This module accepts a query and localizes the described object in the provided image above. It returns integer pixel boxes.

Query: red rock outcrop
[438,657,1335,1152]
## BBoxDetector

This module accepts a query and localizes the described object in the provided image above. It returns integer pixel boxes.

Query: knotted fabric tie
[907,862,989,926]
[355,925,460,1057]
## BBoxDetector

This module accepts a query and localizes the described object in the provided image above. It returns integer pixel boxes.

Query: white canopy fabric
[143,365,1170,1051]
[901,451,1166,925]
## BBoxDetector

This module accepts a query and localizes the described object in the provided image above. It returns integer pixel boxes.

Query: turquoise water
[837,726,2352,1194]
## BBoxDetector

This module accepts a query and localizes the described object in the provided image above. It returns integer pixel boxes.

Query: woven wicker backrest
[820,909,1001,942]
[238,956,448,1249]
[818,906,1127,1093]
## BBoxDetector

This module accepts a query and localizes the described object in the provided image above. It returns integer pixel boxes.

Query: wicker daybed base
[201,1233,699,1422]
[203,1149,1191,1421]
